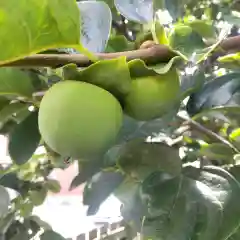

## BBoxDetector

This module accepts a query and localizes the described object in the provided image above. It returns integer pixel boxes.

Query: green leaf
[0,186,10,218]
[70,158,104,190]
[187,20,216,39]
[77,1,112,53]
[20,202,34,218]
[118,165,240,240]
[128,57,183,78]
[0,211,15,235]
[8,111,41,165]
[117,138,182,180]
[0,97,9,111]
[0,0,83,65]
[0,102,29,128]
[180,67,205,97]
[114,0,153,23]
[199,143,235,162]
[218,52,240,70]
[164,0,185,21]
[10,232,29,240]
[0,68,35,98]
[169,24,206,59]
[106,35,135,53]
[83,171,124,215]
[29,188,47,206]
[114,115,140,145]
[141,169,224,240]
[45,179,61,193]
[63,57,132,99]
[151,16,169,45]
[116,180,148,232]
[153,0,165,12]
[0,173,22,192]
[41,230,66,240]
[28,215,52,230]
[201,166,240,240]
[187,72,240,116]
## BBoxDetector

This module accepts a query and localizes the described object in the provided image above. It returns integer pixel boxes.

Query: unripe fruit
[123,69,180,121]
[38,81,123,159]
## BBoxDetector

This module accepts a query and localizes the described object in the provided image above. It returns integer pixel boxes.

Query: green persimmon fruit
[123,68,180,121]
[38,81,123,158]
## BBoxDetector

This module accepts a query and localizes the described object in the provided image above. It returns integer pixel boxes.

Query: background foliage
[0,0,240,239]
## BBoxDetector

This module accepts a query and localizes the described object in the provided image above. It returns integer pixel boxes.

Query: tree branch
[177,114,240,153]
[2,36,240,68]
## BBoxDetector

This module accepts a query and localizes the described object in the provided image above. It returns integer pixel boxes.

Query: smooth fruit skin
[38,81,123,159]
[123,69,180,121]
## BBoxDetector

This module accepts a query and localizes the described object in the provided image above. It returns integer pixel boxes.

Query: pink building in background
[49,162,85,197]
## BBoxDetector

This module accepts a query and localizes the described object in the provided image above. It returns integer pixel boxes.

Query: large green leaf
[0,0,80,65]
[118,165,240,240]
[117,138,182,180]
[187,72,240,116]
[83,171,124,215]
[140,170,222,240]
[8,111,41,165]
[116,180,148,232]
[202,166,240,240]
[0,68,35,98]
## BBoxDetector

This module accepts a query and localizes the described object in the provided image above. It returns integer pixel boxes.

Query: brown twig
[177,114,240,153]
[2,35,240,68]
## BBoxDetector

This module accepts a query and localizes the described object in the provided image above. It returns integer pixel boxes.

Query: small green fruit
[38,81,123,158]
[123,69,180,120]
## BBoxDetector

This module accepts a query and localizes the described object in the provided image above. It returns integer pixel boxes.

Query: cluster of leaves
[0,0,240,239]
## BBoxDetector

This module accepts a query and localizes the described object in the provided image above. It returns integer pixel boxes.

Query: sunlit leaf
[151,15,169,45]
[0,0,81,65]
